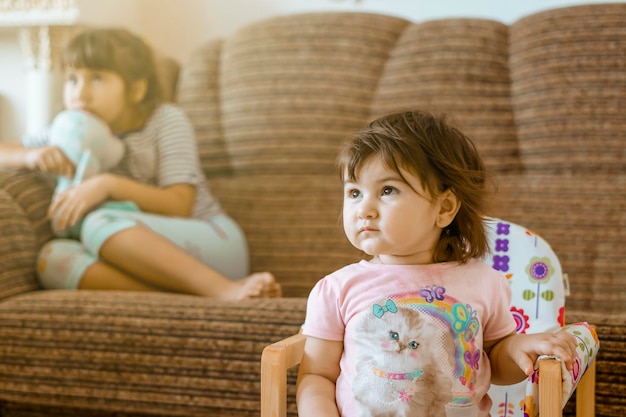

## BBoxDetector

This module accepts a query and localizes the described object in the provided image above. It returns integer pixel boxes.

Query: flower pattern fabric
[483,218,599,417]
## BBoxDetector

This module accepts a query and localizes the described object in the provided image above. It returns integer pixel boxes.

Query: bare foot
[223,272,281,300]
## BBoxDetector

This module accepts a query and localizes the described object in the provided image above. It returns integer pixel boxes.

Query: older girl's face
[63,67,136,134]
[342,156,452,265]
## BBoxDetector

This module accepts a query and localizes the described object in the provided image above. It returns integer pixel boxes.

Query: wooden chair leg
[261,333,307,417]
[539,358,563,417]
[576,359,596,417]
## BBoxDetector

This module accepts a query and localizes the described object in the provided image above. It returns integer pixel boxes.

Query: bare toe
[265,282,282,298]
[237,272,279,299]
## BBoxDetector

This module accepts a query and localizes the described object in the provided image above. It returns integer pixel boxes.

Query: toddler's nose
[357,197,377,219]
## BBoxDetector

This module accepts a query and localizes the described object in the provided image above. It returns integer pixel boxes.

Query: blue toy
[49,110,139,237]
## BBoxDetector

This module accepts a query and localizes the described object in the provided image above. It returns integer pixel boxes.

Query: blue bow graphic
[373,299,398,318]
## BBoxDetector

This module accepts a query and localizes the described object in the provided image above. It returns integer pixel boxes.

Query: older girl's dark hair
[338,110,492,263]
[61,28,162,116]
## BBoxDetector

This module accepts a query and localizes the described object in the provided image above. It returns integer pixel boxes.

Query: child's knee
[80,207,139,255]
[37,239,96,289]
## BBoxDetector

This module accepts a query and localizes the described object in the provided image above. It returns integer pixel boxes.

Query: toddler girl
[296,110,576,416]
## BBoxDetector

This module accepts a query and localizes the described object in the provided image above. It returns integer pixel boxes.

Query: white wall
[0,0,623,141]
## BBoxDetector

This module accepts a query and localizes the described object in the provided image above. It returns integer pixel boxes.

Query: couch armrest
[0,192,39,299]
[0,169,54,245]
[0,169,54,300]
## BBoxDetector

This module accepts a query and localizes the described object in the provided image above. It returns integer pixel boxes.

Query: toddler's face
[63,67,132,134]
[342,156,443,265]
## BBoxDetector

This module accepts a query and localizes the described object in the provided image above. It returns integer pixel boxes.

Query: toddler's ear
[129,79,148,104]
[436,189,460,228]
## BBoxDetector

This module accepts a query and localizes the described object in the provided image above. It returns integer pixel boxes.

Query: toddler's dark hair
[338,110,492,263]
[61,28,162,116]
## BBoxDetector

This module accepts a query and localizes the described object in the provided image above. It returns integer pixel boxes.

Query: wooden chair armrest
[261,333,307,417]
[539,356,597,417]
[539,358,563,417]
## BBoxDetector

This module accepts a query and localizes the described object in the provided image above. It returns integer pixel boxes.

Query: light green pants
[37,207,250,289]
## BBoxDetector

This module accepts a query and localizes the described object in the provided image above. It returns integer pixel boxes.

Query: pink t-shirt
[302,259,516,417]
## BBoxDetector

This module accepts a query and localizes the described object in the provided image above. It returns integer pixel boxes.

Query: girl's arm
[0,141,73,177]
[48,173,196,232]
[485,329,578,385]
[0,141,30,167]
[101,173,196,217]
[297,336,343,417]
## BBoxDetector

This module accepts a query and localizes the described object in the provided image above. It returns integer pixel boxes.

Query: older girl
[0,28,279,300]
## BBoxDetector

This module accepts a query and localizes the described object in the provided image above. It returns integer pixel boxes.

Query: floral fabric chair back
[483,218,599,417]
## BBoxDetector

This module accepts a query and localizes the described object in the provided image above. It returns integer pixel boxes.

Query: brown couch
[0,3,624,417]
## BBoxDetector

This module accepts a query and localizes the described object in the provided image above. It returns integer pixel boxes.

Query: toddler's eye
[382,186,397,196]
[348,189,361,199]
[408,341,420,350]
[389,331,399,341]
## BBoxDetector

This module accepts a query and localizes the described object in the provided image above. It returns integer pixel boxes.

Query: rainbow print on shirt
[393,286,481,404]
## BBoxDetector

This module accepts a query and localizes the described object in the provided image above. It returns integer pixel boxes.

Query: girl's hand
[48,175,110,231]
[486,329,579,385]
[26,146,75,178]
[508,330,578,376]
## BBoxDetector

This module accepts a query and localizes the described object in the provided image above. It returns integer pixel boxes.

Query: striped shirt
[23,103,222,220]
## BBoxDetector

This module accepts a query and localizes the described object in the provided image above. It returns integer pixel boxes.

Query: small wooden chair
[261,334,596,417]
[261,218,599,417]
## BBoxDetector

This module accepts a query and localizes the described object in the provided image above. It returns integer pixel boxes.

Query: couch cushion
[510,3,626,175]
[209,12,411,176]
[371,18,520,174]
[491,172,626,315]
[0,291,306,417]
[208,174,361,297]
[177,40,232,178]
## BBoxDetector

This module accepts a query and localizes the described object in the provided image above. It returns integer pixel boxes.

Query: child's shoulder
[323,261,366,279]
[151,103,188,120]
[451,258,508,283]
[144,103,193,134]
[311,261,367,288]
[475,260,512,296]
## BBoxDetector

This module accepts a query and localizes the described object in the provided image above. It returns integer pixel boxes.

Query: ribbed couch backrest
[219,12,411,176]
[179,13,416,296]
[178,5,626,311]
[502,4,626,313]
[371,19,520,173]
[509,4,626,175]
